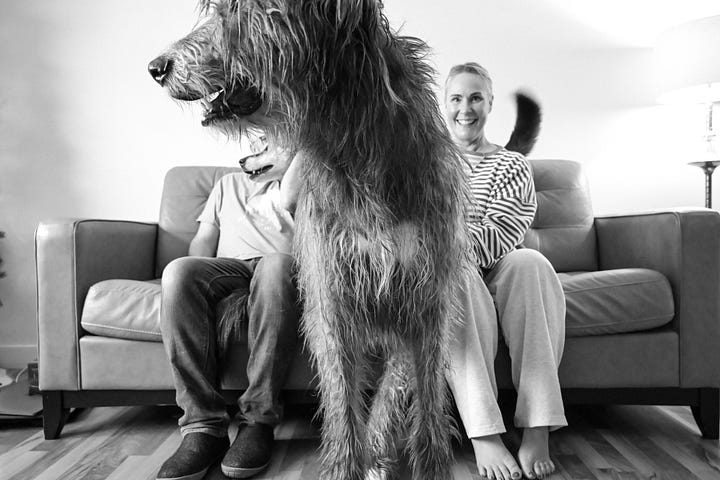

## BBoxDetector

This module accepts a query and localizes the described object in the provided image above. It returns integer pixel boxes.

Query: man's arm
[277,150,305,215]
[189,222,220,257]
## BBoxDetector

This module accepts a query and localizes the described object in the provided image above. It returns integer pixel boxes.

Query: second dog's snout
[148,57,172,84]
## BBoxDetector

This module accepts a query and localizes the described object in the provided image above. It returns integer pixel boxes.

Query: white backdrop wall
[0,0,718,366]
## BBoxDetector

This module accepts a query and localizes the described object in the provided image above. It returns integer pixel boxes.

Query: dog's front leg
[303,309,368,480]
[364,347,412,480]
[406,310,455,480]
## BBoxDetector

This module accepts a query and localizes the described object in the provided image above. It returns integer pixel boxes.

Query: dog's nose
[148,56,172,85]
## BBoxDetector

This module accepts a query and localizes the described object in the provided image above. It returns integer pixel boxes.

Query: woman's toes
[499,465,512,480]
[493,465,507,480]
[533,460,554,479]
[472,434,522,480]
[518,427,551,479]
[498,464,513,480]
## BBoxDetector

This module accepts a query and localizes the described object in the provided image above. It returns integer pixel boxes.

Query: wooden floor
[1,403,720,480]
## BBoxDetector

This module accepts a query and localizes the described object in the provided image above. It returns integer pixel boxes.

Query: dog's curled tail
[504,91,541,157]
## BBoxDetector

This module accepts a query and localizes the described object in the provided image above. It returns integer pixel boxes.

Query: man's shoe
[157,432,229,480]
[221,422,275,478]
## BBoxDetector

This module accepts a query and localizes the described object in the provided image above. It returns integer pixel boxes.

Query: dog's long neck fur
[264,4,471,334]
[289,5,464,216]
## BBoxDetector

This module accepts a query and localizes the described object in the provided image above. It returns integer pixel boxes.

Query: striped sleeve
[466,150,537,269]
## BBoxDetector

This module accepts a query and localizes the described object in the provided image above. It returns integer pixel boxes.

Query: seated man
[157,137,303,480]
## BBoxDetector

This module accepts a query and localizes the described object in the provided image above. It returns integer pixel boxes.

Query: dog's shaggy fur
[150,2,538,478]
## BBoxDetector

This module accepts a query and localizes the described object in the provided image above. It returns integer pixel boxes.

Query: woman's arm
[467,155,536,268]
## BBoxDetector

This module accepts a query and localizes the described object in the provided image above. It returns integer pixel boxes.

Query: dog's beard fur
[151,1,540,478]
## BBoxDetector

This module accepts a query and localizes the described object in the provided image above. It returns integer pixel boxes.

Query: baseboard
[0,345,37,368]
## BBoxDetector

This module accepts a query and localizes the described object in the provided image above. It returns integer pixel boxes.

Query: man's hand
[277,150,306,214]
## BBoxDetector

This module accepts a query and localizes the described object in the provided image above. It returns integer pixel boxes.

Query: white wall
[0,0,718,366]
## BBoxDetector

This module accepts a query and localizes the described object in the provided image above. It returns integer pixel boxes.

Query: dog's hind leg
[303,311,368,480]
[405,316,455,480]
[365,348,413,480]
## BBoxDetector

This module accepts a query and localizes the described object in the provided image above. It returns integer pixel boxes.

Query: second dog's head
[239,133,294,183]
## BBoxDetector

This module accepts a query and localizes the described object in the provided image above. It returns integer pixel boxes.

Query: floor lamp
[656,15,720,208]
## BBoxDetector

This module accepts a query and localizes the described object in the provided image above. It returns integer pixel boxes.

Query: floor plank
[0,404,719,479]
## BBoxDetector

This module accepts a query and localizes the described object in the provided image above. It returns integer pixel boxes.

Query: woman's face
[444,72,493,147]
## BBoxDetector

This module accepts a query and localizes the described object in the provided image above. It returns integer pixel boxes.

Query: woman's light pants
[448,249,567,438]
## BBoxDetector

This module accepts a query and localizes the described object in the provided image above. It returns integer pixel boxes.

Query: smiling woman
[442,62,566,480]
[444,64,495,154]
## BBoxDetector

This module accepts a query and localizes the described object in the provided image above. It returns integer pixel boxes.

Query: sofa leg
[42,391,70,439]
[691,388,719,439]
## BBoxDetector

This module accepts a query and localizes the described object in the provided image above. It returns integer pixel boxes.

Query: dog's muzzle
[148,56,171,85]
[202,85,264,126]
[148,55,263,124]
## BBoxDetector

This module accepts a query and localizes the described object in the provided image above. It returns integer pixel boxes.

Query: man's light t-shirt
[197,173,295,260]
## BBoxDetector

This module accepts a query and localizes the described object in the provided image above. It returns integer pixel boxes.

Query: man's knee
[162,256,206,292]
[252,254,296,289]
[256,253,294,275]
[248,254,301,331]
[248,254,297,306]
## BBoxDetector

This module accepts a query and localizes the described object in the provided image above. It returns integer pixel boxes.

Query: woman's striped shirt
[462,147,536,270]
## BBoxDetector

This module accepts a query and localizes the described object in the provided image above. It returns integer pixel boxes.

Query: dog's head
[148,1,268,136]
[149,1,400,146]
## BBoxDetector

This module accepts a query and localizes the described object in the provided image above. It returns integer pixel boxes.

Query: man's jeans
[160,253,300,438]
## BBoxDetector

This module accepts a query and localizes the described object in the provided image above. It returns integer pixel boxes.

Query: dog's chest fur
[294,153,456,332]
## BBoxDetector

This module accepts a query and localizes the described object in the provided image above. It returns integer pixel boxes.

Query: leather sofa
[35,160,720,439]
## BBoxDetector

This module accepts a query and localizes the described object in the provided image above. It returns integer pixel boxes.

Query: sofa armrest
[595,209,720,387]
[35,219,158,390]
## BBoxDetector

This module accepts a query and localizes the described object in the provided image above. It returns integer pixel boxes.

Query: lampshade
[655,15,720,104]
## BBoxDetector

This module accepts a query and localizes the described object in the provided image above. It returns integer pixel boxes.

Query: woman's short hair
[445,62,493,95]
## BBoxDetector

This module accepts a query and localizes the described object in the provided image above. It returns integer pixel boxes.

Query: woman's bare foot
[517,427,555,479]
[471,434,522,480]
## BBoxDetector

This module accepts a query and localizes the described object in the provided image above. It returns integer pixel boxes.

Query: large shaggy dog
[149,1,538,478]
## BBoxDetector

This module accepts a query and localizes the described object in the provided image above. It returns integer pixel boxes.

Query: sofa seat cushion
[559,268,674,337]
[81,279,248,343]
[83,268,674,342]
[81,279,163,342]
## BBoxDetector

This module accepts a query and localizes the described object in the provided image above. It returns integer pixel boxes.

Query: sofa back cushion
[156,160,597,276]
[156,166,242,276]
[524,159,597,272]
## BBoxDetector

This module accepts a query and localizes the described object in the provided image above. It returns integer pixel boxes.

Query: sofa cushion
[81,279,162,342]
[559,268,674,337]
[524,160,597,272]
[82,268,674,342]
[81,278,248,343]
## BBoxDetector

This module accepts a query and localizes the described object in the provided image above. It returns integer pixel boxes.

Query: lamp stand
[689,161,720,208]
[689,102,720,208]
